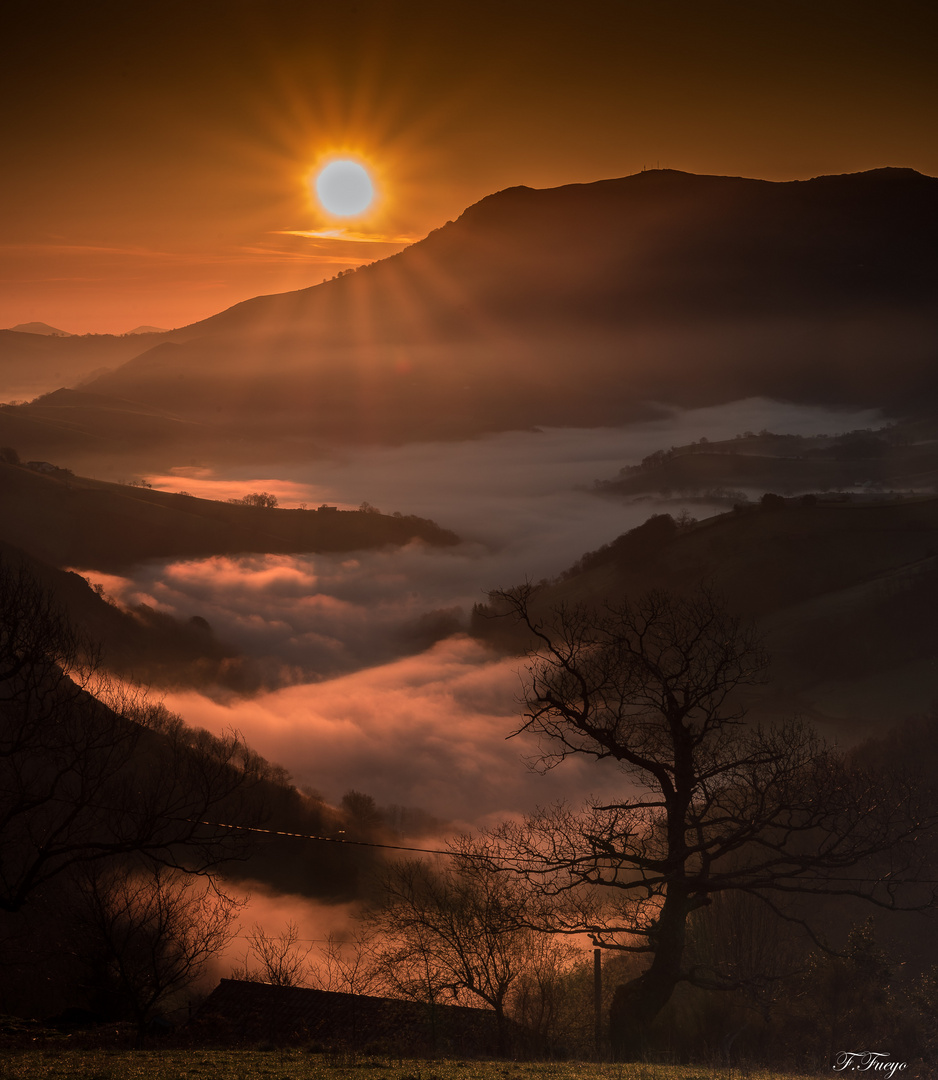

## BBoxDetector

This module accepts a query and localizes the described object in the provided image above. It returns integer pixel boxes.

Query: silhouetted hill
[178,167,938,339]
[0,389,211,471]
[6,168,938,463]
[473,496,938,737]
[594,418,938,502]
[0,458,459,572]
[0,539,251,689]
[0,330,174,403]
[7,322,71,336]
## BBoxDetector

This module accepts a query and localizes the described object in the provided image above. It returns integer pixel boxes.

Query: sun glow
[311,159,376,217]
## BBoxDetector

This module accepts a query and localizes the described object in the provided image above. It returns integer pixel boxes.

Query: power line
[200,818,489,861]
[199,819,938,885]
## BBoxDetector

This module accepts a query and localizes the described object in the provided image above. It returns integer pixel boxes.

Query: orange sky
[3,0,937,335]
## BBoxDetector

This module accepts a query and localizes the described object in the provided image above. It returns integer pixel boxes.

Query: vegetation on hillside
[593,419,938,502]
[0,559,430,1028]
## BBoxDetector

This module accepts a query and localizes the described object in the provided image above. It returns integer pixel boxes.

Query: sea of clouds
[84,399,881,827]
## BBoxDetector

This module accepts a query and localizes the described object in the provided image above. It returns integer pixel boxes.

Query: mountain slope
[7,168,938,459]
[0,539,246,689]
[472,496,938,737]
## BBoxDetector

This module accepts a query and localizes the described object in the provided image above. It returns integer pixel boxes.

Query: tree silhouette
[231,920,313,987]
[228,492,278,508]
[77,864,243,1044]
[488,585,938,1060]
[365,840,555,1054]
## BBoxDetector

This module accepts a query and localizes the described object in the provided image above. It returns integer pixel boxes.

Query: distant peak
[8,321,72,336]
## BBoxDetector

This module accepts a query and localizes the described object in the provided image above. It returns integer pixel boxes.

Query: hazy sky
[3,0,938,333]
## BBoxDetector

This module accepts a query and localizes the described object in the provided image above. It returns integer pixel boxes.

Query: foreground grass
[0,1049,824,1080]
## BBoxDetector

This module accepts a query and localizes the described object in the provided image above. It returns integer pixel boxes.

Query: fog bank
[87,400,883,821]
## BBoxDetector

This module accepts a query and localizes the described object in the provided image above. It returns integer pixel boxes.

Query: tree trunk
[609,973,673,1061]
[493,1002,509,1057]
[609,891,689,1060]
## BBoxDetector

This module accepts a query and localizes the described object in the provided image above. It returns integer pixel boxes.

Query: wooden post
[594,947,602,1057]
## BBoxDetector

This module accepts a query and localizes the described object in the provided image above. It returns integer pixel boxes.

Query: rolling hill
[0,538,247,690]
[592,419,938,503]
[0,457,459,572]
[472,496,938,739]
[0,328,168,403]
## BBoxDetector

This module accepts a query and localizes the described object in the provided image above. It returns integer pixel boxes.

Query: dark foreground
[0,1049,885,1080]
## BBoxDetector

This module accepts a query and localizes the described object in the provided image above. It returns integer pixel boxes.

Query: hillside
[0,539,250,690]
[472,496,938,737]
[593,419,938,502]
[4,168,938,466]
[0,389,214,472]
[0,329,169,403]
[0,458,459,572]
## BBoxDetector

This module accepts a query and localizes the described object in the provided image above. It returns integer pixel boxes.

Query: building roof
[194,979,504,1053]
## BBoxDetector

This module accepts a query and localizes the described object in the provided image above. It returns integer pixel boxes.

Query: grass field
[0,1050,827,1080]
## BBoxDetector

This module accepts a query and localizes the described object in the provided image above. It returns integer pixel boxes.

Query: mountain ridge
[472,494,938,738]
[5,167,938,466]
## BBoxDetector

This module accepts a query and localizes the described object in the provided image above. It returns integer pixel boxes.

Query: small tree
[505,931,586,1056]
[314,927,384,996]
[789,919,900,1064]
[228,492,278,508]
[77,864,243,1043]
[231,921,312,986]
[489,585,938,1059]
[365,842,549,1053]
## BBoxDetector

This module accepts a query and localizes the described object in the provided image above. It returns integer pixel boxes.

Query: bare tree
[231,920,313,986]
[365,841,548,1053]
[0,557,267,914]
[77,863,243,1043]
[314,927,384,996]
[488,585,938,1059]
[504,931,586,1056]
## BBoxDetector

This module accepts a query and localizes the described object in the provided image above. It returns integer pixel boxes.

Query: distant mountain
[472,496,938,738]
[8,321,72,336]
[0,388,212,474]
[126,324,168,334]
[0,330,169,406]
[6,168,938,461]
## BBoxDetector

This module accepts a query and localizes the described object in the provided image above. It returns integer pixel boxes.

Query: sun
[312,159,376,217]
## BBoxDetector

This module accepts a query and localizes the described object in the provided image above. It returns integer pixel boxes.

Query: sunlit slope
[474,497,938,734]
[0,460,458,572]
[70,168,938,445]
